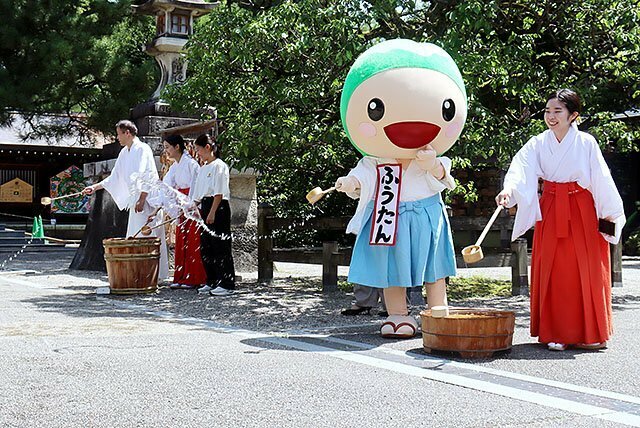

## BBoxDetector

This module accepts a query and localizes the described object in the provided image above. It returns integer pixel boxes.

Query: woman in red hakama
[530,181,612,347]
[497,89,625,351]
[162,135,207,289]
[172,187,207,287]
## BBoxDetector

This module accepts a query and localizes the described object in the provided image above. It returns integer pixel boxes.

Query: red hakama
[173,188,207,286]
[530,181,612,345]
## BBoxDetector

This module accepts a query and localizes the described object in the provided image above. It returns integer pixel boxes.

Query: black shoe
[341,306,372,316]
[378,310,411,317]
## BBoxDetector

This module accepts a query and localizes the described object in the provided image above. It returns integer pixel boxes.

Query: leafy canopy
[166,0,640,223]
[0,0,156,139]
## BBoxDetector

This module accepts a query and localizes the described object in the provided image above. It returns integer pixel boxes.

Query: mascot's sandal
[337,39,467,339]
[380,315,419,338]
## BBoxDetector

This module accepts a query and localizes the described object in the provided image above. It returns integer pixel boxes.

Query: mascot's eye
[367,98,385,121]
[442,99,456,122]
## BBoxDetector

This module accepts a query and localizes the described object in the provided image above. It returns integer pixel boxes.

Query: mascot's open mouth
[383,121,441,149]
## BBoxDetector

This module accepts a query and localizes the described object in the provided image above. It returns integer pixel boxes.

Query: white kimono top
[99,137,169,279]
[344,156,455,234]
[191,158,231,201]
[100,137,159,211]
[503,123,625,244]
[162,152,200,191]
[144,154,198,219]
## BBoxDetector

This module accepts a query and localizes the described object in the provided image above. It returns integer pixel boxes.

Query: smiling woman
[496,88,626,352]
[544,90,581,142]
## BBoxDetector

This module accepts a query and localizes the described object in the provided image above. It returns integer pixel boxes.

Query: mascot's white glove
[335,176,360,193]
[415,145,444,178]
[415,146,438,171]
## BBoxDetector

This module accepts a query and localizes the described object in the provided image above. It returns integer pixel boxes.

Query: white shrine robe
[503,123,625,244]
[344,156,455,235]
[163,152,200,191]
[191,158,231,202]
[99,137,169,279]
[144,152,200,218]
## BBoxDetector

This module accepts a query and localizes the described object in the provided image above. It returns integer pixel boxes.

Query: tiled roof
[0,113,109,148]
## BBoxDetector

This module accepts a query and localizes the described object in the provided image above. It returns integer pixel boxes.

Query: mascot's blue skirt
[348,194,456,288]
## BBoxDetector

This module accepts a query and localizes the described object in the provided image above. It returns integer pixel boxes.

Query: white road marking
[101,299,640,427]
[4,274,640,426]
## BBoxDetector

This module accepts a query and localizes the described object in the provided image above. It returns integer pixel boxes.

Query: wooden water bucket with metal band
[103,237,160,295]
[420,308,515,358]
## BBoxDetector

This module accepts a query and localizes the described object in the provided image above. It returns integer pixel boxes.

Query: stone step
[0,245,77,254]
[0,237,31,245]
[0,231,26,238]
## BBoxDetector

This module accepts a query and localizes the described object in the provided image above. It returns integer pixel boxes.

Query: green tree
[166,0,640,241]
[0,0,156,139]
[166,0,369,231]
[437,0,640,160]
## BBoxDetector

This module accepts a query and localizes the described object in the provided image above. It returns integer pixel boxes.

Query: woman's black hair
[194,134,221,158]
[547,88,582,120]
[163,134,185,153]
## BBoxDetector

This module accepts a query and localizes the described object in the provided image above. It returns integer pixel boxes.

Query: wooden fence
[257,203,623,295]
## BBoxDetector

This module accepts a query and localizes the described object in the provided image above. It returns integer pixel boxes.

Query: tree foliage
[166,1,367,225]
[166,0,640,226]
[0,0,156,139]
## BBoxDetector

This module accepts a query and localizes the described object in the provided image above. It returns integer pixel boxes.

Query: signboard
[50,165,90,213]
[0,178,33,203]
[369,164,402,246]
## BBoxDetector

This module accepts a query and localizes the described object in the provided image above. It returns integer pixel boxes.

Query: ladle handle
[474,205,504,247]
[148,217,175,231]
[323,186,336,194]
[50,191,83,201]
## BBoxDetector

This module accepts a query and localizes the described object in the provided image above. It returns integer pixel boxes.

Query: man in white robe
[83,120,169,280]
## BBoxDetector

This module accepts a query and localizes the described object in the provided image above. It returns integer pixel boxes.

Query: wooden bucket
[420,308,515,358]
[103,237,160,295]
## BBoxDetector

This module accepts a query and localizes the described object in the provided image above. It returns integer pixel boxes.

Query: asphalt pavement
[1,253,639,427]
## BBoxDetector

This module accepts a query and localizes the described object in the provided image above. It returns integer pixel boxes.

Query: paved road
[1,258,640,427]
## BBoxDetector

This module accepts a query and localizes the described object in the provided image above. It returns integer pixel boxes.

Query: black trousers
[199,197,236,289]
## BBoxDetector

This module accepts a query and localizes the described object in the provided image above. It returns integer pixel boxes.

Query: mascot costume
[335,39,467,338]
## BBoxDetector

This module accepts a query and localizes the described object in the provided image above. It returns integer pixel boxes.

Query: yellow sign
[0,178,33,203]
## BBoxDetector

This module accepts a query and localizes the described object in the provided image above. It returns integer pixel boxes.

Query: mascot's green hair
[339,39,466,149]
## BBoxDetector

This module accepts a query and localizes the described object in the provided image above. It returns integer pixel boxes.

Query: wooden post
[611,243,623,287]
[498,170,510,251]
[500,228,511,251]
[257,203,274,283]
[322,241,339,293]
[511,238,529,296]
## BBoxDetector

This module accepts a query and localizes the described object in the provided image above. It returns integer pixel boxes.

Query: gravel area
[3,254,639,336]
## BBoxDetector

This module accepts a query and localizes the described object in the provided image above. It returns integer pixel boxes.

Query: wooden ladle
[305,186,336,205]
[40,191,84,206]
[131,217,155,239]
[461,205,504,264]
[139,217,175,236]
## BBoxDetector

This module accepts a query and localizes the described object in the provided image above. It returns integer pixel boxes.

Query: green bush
[624,231,640,256]
[340,276,511,300]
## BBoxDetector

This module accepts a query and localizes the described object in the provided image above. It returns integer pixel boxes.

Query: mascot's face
[341,40,467,159]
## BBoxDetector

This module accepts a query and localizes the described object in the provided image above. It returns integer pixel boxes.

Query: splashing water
[131,172,234,241]
[129,172,330,242]
[0,235,36,271]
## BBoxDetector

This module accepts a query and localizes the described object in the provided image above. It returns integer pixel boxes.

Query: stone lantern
[133,0,218,100]
[73,0,264,275]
